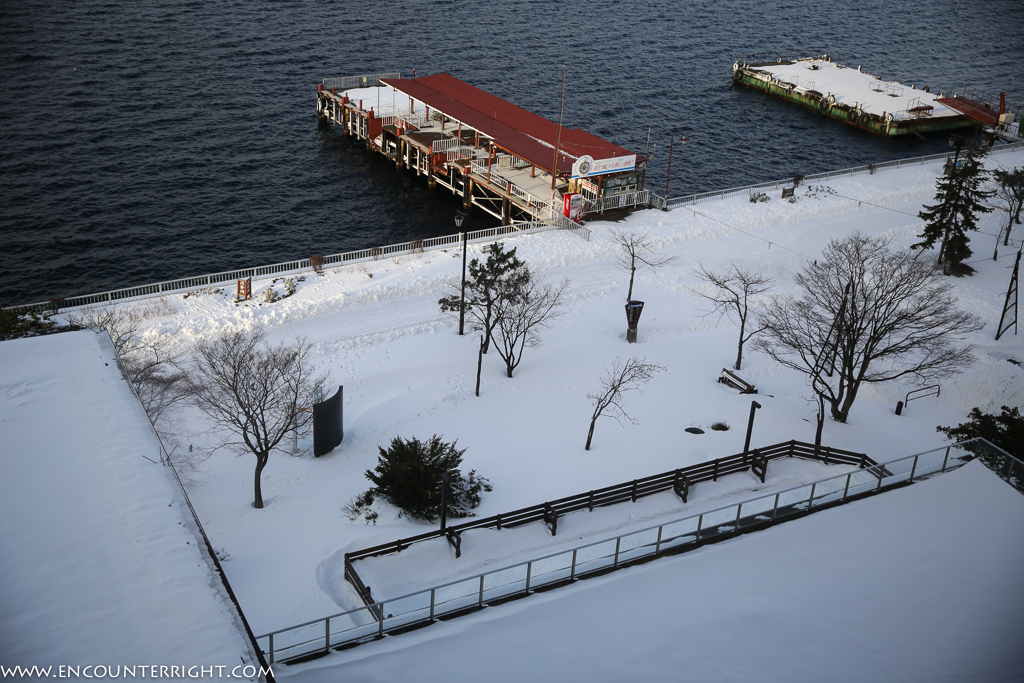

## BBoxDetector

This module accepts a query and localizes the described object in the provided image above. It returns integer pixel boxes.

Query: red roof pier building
[316,73,650,222]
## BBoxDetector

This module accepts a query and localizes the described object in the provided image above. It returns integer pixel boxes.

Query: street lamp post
[664,135,689,206]
[440,471,450,531]
[456,211,466,335]
[948,134,965,168]
[743,400,762,454]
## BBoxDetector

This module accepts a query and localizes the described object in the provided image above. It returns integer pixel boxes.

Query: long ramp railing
[255,438,1017,665]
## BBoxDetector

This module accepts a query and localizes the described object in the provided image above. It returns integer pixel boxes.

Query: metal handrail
[655,139,1024,210]
[18,141,1022,313]
[255,438,1018,663]
[11,219,586,313]
[321,73,401,90]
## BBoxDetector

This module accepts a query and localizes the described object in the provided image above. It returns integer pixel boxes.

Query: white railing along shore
[13,141,1022,314]
[649,139,1024,210]
[11,218,589,314]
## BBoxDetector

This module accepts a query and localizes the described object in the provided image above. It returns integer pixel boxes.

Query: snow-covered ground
[6,147,1021,678]
[0,331,256,673]
[143,148,1023,638]
[283,460,1024,683]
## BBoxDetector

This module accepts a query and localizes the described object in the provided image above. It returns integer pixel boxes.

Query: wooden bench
[718,368,758,394]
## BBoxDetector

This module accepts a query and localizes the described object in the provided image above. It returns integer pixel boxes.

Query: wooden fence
[342,440,875,605]
[258,439,1014,664]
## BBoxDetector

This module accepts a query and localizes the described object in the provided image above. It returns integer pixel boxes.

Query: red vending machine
[563,192,583,221]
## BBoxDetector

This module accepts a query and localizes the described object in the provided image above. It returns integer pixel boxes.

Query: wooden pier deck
[317,73,650,222]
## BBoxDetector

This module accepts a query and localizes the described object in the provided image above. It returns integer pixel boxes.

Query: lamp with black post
[663,134,689,207]
[948,134,966,171]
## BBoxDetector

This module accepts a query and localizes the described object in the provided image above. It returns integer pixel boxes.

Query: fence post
[571,549,578,580]
[268,634,275,664]
[695,514,704,540]
[909,454,919,481]
[325,618,330,652]
[843,472,852,501]
[525,561,532,593]
[613,537,621,567]
[378,604,385,637]
[655,525,664,554]
[770,494,780,521]
[430,589,436,620]
[807,483,817,509]
[479,575,485,607]
[941,446,951,472]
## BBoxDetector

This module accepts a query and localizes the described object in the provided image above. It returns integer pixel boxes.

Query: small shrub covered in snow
[349,435,492,523]
[710,421,730,431]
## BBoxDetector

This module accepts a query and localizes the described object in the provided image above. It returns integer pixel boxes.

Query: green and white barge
[732,55,978,137]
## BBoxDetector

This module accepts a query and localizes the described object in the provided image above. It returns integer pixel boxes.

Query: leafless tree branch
[492,275,568,378]
[67,304,191,425]
[611,228,677,301]
[187,329,328,508]
[754,233,984,433]
[585,356,666,450]
[691,264,773,370]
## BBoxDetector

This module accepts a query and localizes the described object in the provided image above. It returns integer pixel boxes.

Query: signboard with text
[571,154,637,179]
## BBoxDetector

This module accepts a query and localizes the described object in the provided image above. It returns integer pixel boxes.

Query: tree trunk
[734,319,745,370]
[475,335,484,396]
[585,417,597,450]
[814,394,825,449]
[481,304,493,354]
[253,454,268,508]
[833,382,861,423]
[627,266,636,301]
[506,364,513,378]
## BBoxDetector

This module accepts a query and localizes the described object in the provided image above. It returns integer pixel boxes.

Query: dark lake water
[1,0,1021,305]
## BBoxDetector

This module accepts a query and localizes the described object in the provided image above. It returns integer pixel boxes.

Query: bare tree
[755,233,984,428]
[492,275,568,378]
[692,264,773,370]
[67,305,189,425]
[992,167,1024,259]
[585,357,665,450]
[188,329,327,508]
[612,229,677,301]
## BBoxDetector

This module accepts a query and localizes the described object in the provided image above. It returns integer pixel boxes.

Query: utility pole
[664,135,689,205]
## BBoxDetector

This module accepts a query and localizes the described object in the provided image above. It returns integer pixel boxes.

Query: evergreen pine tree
[362,435,492,521]
[439,243,529,353]
[912,143,994,274]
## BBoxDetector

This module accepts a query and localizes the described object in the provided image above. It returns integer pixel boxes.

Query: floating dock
[316,73,649,222]
[732,55,1020,138]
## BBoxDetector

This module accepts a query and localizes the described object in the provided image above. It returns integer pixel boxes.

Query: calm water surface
[1,0,1020,304]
